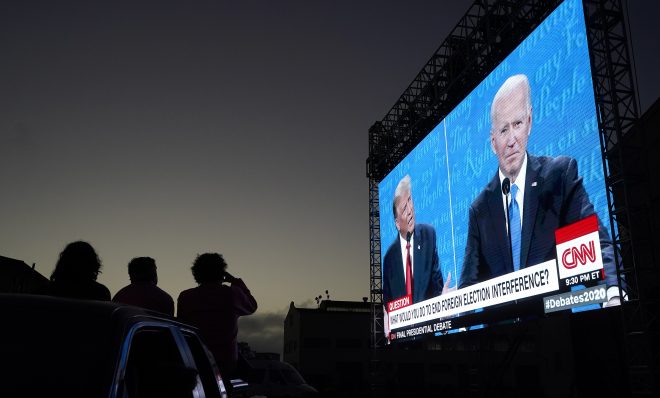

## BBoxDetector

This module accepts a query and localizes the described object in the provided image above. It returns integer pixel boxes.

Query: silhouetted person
[177,253,257,393]
[37,241,111,300]
[112,257,174,316]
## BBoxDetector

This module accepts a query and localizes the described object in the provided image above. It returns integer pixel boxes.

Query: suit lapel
[391,237,405,298]
[521,154,541,268]
[486,173,513,273]
[412,226,425,302]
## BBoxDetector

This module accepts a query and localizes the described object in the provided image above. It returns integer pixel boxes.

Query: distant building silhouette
[283,299,600,397]
[0,256,48,293]
[283,300,372,396]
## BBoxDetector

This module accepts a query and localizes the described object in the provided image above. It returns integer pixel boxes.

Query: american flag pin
[531,181,537,187]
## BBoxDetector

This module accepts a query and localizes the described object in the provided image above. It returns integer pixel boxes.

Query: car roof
[0,293,190,329]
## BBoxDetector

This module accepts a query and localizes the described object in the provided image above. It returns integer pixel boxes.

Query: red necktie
[405,242,413,296]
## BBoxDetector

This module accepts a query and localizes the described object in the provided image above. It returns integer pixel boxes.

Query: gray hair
[490,74,532,132]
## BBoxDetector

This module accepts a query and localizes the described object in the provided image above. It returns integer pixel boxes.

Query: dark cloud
[295,298,316,309]
[238,308,286,356]
[238,300,318,356]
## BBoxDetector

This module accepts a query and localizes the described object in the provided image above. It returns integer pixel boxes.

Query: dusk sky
[2,0,658,354]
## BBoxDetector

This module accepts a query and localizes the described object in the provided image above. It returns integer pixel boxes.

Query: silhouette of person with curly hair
[37,241,111,300]
[177,253,257,390]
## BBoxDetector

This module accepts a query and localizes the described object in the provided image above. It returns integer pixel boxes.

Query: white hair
[490,74,532,131]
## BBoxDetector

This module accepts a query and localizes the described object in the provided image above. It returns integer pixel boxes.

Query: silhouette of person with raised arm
[112,256,174,316]
[177,253,257,392]
[36,241,111,300]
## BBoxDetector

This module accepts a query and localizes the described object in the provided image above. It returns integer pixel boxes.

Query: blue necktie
[510,184,521,271]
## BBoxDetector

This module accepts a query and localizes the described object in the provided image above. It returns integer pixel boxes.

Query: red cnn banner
[387,295,412,312]
[554,214,603,280]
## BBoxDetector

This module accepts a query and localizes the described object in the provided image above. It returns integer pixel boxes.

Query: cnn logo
[561,241,596,269]
[555,215,604,279]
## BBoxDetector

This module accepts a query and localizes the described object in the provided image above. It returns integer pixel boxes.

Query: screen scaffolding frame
[367,0,650,394]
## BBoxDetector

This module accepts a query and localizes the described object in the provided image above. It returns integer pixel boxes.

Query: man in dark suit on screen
[383,175,452,305]
[459,74,623,306]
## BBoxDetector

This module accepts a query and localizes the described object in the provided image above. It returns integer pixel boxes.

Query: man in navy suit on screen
[383,175,452,305]
[459,74,623,306]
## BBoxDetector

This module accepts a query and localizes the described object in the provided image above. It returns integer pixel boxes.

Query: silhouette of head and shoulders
[112,257,174,316]
[177,253,257,369]
[37,241,111,301]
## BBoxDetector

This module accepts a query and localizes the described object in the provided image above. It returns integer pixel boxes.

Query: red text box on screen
[387,295,412,312]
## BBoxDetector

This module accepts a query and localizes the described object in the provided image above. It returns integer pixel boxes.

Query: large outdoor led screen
[378,0,624,343]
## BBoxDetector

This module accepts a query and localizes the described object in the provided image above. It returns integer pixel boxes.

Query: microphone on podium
[502,177,510,196]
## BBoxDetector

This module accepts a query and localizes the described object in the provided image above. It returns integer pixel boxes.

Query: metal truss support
[368,1,652,394]
[368,166,385,349]
[585,0,657,395]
